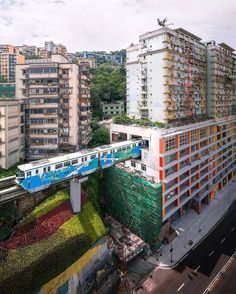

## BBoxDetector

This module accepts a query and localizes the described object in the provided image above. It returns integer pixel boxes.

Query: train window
[85,157,87,161]
[138,142,142,146]
[27,171,31,177]
[132,144,135,148]
[82,158,84,162]
[35,169,39,175]
[91,155,96,159]
[127,146,131,149]
[64,161,70,167]
[43,167,46,173]
[72,159,78,165]
[110,150,115,154]
[118,148,121,152]
[122,147,126,150]
[55,163,62,169]
[48,166,51,172]
[103,152,107,156]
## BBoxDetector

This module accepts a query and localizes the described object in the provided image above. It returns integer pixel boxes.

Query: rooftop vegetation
[113,114,165,128]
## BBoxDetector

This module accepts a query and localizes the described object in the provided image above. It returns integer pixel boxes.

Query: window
[64,161,70,167]
[27,171,31,177]
[131,161,136,167]
[118,148,121,152]
[122,147,126,150]
[72,159,78,165]
[180,133,188,146]
[43,167,46,173]
[103,152,107,156]
[191,130,197,142]
[200,128,206,138]
[165,136,176,151]
[141,164,146,171]
[55,163,62,169]
[35,169,39,174]
[91,155,96,159]
[48,167,51,172]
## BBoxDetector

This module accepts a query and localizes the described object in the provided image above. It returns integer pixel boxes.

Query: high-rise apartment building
[206,41,236,120]
[16,54,91,160]
[108,26,236,234]
[126,27,236,125]
[0,44,25,82]
[0,99,25,169]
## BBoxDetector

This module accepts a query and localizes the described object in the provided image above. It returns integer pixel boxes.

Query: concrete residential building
[126,28,208,125]
[0,52,25,82]
[101,100,124,118]
[0,99,25,169]
[108,26,236,235]
[206,41,236,120]
[111,118,236,224]
[16,54,91,160]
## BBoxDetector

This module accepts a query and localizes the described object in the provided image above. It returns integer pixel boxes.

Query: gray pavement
[148,175,236,269]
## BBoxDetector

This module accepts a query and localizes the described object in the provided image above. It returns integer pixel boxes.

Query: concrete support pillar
[70,177,88,213]
[194,201,201,214]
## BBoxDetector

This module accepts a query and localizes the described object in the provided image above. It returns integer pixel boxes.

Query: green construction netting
[0,83,15,98]
[103,167,162,249]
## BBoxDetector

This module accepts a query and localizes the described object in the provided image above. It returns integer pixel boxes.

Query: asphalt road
[136,201,236,294]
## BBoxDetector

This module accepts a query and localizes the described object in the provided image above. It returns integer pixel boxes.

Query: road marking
[177,283,185,291]
[221,238,226,243]
[194,265,201,272]
[231,227,235,232]
[209,250,214,256]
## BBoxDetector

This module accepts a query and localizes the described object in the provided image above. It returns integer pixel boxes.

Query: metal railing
[202,250,236,293]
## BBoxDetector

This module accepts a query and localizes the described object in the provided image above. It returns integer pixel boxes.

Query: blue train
[16,140,142,192]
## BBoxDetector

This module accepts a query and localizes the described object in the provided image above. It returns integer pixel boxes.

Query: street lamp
[170,241,173,262]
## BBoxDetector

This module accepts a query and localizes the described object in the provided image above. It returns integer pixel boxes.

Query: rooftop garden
[113,115,165,128]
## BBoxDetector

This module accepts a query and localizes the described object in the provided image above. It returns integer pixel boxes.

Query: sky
[0,0,236,52]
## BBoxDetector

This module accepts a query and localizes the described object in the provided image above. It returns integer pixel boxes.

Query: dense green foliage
[0,75,7,83]
[88,127,110,148]
[113,114,165,128]
[82,172,103,215]
[90,63,126,118]
[0,160,25,179]
[24,54,42,60]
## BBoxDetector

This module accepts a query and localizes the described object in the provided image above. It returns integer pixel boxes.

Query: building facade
[16,54,91,160]
[0,52,25,82]
[101,101,124,118]
[108,26,236,230]
[111,118,236,224]
[0,99,25,169]
[126,28,236,125]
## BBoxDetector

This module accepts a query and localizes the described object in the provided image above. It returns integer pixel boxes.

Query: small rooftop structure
[105,216,149,263]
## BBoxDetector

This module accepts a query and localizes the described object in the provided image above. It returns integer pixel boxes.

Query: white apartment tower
[126,27,208,125]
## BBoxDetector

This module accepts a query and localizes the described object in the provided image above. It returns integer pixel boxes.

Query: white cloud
[0,0,235,51]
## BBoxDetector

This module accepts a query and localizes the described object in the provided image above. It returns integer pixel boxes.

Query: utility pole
[170,241,173,262]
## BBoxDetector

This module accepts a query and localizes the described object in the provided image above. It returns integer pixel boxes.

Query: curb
[157,204,231,270]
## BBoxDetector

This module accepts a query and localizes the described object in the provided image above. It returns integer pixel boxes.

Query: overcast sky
[1,0,235,52]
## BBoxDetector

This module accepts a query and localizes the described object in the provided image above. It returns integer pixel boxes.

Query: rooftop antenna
[157,18,173,28]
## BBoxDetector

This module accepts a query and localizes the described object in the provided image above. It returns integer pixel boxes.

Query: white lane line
[231,227,235,232]
[221,238,226,243]
[194,265,201,272]
[209,250,215,256]
[177,283,185,291]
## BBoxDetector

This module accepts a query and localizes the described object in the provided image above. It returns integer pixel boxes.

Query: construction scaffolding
[103,167,162,249]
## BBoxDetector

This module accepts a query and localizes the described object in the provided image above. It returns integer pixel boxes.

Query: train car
[95,139,142,168]
[16,149,99,192]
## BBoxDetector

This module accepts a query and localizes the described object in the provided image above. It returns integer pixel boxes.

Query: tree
[90,62,126,118]
[0,75,7,83]
[88,127,110,148]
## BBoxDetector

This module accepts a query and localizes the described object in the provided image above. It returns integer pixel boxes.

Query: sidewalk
[147,176,236,269]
